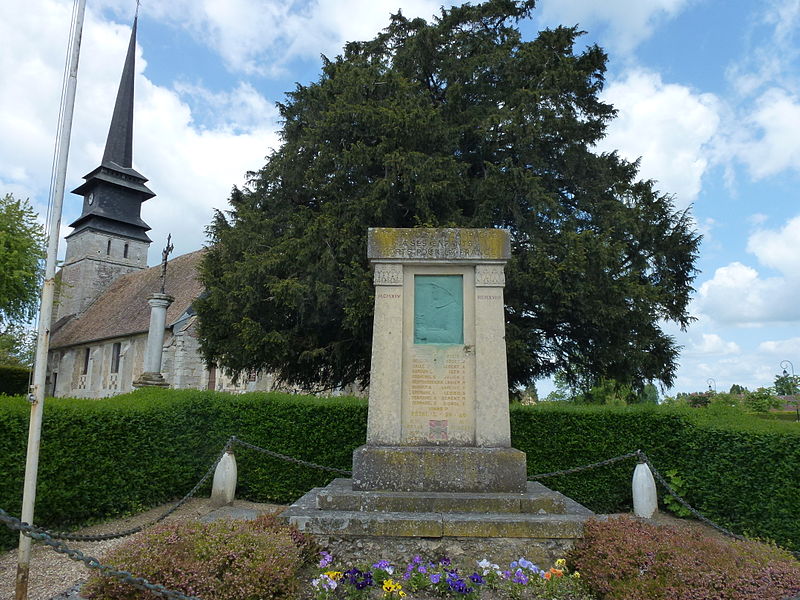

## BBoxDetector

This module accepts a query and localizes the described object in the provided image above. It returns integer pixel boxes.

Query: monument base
[352,445,527,493]
[132,372,170,388]
[281,478,594,567]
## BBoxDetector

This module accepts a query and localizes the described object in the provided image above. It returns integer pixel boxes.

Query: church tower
[56,16,154,322]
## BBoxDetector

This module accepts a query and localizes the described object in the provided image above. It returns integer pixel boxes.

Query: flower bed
[310,551,595,600]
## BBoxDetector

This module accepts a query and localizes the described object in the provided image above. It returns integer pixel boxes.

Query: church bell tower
[56,16,154,322]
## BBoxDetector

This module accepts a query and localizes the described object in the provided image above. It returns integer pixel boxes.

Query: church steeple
[69,15,153,243]
[102,15,137,169]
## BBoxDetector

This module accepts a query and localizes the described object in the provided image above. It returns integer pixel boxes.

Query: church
[45,18,274,398]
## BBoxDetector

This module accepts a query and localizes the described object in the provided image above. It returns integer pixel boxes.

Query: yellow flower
[399,592,407,598]
[571,571,581,579]
[324,571,343,581]
[555,558,567,568]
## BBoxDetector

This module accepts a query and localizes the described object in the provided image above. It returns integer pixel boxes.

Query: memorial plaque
[405,345,473,444]
[414,275,463,345]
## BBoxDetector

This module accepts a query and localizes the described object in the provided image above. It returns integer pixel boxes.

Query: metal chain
[529,448,800,560]
[636,450,748,542]
[0,508,201,600]
[639,449,800,560]
[230,436,352,475]
[40,437,235,542]
[527,451,640,480]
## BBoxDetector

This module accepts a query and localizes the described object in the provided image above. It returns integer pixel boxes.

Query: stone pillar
[210,450,237,507]
[366,263,404,444]
[632,461,658,519]
[474,264,511,447]
[133,292,174,388]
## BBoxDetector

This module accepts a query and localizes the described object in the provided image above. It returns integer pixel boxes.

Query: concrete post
[133,292,174,387]
[632,461,658,519]
[210,450,237,507]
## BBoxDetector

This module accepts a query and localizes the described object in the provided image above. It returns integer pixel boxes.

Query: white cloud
[727,0,800,97]
[758,337,800,357]
[537,0,690,55]
[728,88,800,179]
[748,213,769,226]
[94,0,448,75]
[595,69,720,205]
[686,333,741,356]
[696,216,800,325]
[747,215,800,273]
[696,262,793,324]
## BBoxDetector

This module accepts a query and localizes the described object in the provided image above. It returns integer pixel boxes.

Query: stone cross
[160,234,174,294]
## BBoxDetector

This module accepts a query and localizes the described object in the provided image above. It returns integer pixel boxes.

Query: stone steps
[317,478,568,514]
[282,478,594,539]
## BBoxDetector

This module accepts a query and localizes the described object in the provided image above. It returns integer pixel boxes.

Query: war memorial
[282,228,594,563]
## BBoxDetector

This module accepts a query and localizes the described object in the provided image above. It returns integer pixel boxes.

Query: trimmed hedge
[0,389,367,549]
[1,391,798,553]
[512,403,800,551]
[0,364,30,395]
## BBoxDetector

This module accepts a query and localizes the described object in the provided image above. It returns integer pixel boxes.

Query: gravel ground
[0,498,283,600]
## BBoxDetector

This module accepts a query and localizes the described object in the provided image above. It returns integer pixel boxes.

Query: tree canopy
[196,0,700,392]
[0,193,45,327]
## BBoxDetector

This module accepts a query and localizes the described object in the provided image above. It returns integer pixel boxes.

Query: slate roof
[51,250,205,349]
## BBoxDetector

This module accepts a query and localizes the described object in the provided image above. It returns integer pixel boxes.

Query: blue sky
[1,0,798,396]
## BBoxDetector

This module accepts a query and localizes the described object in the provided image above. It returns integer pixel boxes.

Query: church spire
[69,15,153,243]
[102,15,137,169]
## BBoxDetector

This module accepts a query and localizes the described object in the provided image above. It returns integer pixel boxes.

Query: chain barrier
[230,436,352,476]
[527,451,641,480]
[529,448,800,562]
[635,450,748,542]
[38,437,235,542]
[3,439,799,598]
[0,508,201,600]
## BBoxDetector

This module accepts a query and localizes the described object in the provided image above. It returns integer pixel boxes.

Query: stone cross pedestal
[133,292,174,388]
[281,228,593,567]
[353,228,526,492]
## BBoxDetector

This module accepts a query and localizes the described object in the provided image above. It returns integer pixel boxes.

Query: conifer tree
[196,0,700,392]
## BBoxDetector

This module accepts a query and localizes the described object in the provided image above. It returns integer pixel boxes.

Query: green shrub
[567,516,800,600]
[743,387,784,413]
[82,513,316,600]
[1,390,798,554]
[0,364,30,395]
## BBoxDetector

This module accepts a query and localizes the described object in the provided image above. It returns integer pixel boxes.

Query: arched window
[106,239,111,255]
[123,243,129,258]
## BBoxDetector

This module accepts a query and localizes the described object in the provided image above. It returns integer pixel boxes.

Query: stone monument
[353,228,525,492]
[282,228,593,565]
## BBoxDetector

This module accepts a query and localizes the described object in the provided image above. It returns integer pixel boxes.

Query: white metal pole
[15,1,86,598]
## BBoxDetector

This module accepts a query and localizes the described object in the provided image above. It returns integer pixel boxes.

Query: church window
[124,243,129,258]
[82,348,90,375]
[107,239,111,255]
[111,343,121,373]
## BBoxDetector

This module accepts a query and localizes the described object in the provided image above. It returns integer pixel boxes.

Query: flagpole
[15,1,86,598]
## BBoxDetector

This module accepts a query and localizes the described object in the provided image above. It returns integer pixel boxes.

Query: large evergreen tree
[196,0,700,392]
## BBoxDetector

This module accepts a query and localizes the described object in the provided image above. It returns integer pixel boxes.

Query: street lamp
[780,359,794,379]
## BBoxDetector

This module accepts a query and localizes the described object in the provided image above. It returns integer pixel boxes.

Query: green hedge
[0,389,367,549]
[1,391,797,552]
[512,403,800,550]
[0,364,30,395]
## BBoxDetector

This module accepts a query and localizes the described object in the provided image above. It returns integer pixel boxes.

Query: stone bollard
[632,459,658,519]
[210,450,237,507]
